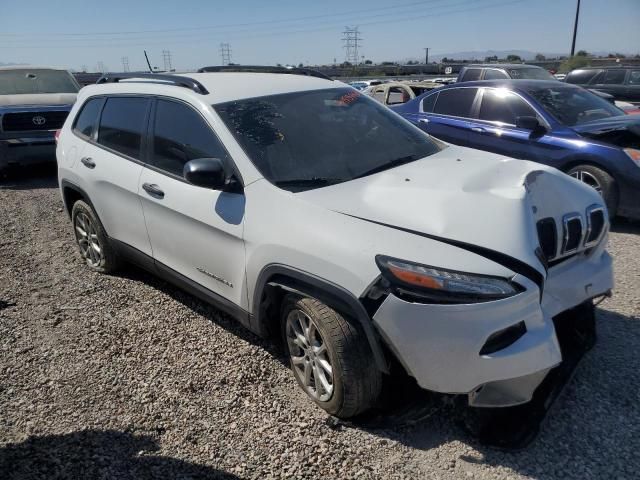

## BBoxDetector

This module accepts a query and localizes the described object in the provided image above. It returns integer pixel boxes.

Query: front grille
[536,217,557,260]
[562,214,583,254]
[585,205,605,246]
[1,110,69,132]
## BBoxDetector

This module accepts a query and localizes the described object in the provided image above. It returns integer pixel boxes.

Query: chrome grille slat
[562,213,584,255]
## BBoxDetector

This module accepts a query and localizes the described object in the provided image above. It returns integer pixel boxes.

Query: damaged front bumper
[372,246,613,408]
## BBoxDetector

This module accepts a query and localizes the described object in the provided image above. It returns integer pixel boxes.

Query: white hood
[0,93,77,106]
[298,145,603,273]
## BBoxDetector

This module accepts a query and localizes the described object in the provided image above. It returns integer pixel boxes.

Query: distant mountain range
[425,50,633,62]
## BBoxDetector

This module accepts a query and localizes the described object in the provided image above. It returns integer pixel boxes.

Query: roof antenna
[144,50,153,73]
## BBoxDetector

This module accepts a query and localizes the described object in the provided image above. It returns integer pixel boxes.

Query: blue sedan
[391,80,640,219]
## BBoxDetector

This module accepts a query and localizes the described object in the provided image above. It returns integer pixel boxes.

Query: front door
[138,98,247,309]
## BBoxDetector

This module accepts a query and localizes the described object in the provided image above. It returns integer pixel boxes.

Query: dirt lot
[1,172,639,480]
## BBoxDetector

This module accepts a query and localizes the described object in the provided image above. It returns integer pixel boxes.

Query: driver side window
[152,99,231,178]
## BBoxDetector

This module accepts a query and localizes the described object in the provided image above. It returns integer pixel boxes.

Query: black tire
[567,164,618,218]
[281,294,382,418]
[71,200,121,273]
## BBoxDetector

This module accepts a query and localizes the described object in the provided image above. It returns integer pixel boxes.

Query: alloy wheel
[74,212,102,267]
[570,169,602,194]
[285,309,334,402]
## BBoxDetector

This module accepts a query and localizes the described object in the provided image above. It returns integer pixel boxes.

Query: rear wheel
[281,295,381,418]
[567,164,618,218]
[71,200,121,273]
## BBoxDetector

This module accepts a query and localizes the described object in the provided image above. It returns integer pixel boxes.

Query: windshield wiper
[274,177,344,188]
[355,155,419,179]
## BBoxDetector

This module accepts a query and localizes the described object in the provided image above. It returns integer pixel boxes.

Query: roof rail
[197,65,333,81]
[96,73,209,94]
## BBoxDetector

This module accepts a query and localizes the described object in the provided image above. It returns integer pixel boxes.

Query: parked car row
[392,79,640,220]
[54,66,614,420]
[0,66,79,173]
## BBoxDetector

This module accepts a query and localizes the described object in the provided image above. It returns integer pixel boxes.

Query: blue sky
[0,0,638,71]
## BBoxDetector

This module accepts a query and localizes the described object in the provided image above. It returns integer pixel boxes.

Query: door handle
[80,157,95,169]
[470,127,486,133]
[142,183,165,199]
[418,118,430,124]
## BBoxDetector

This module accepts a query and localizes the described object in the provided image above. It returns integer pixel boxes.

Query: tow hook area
[457,300,597,449]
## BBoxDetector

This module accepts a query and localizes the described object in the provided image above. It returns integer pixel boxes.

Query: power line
[342,27,362,64]
[162,50,173,71]
[220,43,232,65]
[0,0,526,49]
[0,0,463,37]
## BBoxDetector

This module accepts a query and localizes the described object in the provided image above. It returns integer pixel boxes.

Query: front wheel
[567,164,618,218]
[281,295,381,418]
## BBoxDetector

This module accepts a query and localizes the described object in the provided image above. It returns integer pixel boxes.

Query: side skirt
[112,239,253,332]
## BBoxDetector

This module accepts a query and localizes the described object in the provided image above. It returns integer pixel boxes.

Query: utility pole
[342,27,362,64]
[570,0,581,56]
[423,47,430,64]
[121,56,130,72]
[162,50,173,71]
[220,43,232,65]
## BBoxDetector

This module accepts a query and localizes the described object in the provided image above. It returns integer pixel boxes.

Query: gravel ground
[1,172,639,479]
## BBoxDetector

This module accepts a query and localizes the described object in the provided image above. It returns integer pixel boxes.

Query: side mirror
[183,158,227,190]
[516,116,547,135]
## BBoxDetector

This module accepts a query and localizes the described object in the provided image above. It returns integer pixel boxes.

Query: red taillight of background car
[55,129,61,143]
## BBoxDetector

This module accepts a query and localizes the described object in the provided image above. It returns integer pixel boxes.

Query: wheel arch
[251,264,390,374]
[60,180,94,218]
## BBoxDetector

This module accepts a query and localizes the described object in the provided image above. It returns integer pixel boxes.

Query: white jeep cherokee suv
[57,67,613,418]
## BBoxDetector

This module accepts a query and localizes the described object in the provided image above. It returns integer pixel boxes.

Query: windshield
[0,69,79,95]
[528,86,625,126]
[508,67,554,80]
[214,88,442,191]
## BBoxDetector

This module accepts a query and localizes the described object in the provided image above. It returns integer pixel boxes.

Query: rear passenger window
[483,69,509,80]
[460,69,481,82]
[479,89,536,125]
[565,69,601,85]
[98,97,149,159]
[73,98,102,138]
[602,69,626,84]
[629,70,640,85]
[433,88,477,117]
[152,99,230,178]
[421,93,437,112]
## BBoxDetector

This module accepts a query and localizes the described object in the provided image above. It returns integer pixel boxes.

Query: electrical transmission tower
[121,56,130,72]
[96,61,105,73]
[162,50,173,71]
[342,26,362,64]
[220,43,232,65]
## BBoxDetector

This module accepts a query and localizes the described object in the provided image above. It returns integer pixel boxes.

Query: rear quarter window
[421,92,438,112]
[72,98,103,138]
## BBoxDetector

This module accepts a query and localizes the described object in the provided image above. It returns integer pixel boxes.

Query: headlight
[375,255,523,303]
[624,148,640,167]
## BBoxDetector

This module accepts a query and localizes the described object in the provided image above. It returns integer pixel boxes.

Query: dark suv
[0,66,79,174]
[457,64,555,82]
[565,67,640,103]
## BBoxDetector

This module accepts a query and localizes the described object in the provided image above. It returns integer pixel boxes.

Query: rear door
[76,96,153,255]
[417,87,479,145]
[590,69,628,99]
[138,98,247,309]
[625,69,640,102]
